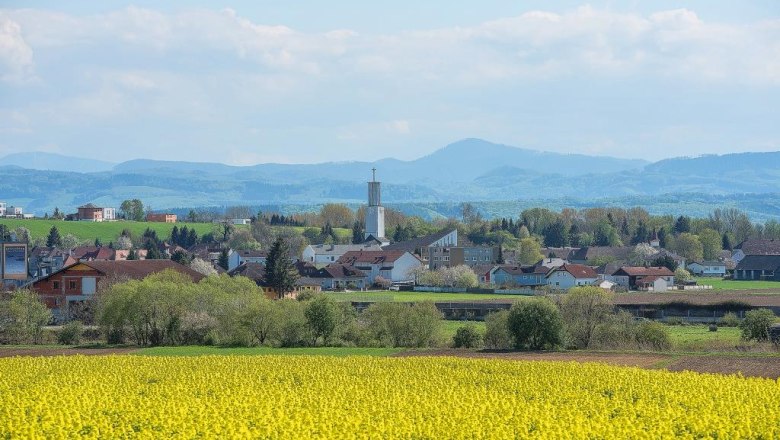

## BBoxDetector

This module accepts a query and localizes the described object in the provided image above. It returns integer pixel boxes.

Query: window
[53,281,60,289]
[68,280,77,290]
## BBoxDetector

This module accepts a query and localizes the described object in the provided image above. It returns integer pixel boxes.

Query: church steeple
[365,168,385,240]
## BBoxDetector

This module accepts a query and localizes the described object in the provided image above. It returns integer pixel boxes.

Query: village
[0,171,778,325]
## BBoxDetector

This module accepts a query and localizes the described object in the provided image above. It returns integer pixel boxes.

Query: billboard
[3,244,28,280]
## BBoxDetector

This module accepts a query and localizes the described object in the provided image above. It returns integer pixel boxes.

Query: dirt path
[666,356,780,379]
[0,347,138,357]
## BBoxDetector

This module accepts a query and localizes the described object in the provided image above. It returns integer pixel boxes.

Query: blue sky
[1,1,778,165]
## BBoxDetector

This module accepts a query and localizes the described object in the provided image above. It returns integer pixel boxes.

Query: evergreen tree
[187,229,198,248]
[658,227,668,248]
[542,219,569,247]
[46,226,62,247]
[568,224,579,246]
[217,249,230,270]
[171,250,192,266]
[127,249,137,260]
[497,245,505,264]
[94,238,102,247]
[144,241,163,260]
[108,241,114,249]
[351,220,363,244]
[674,216,691,234]
[170,226,180,246]
[264,237,298,299]
[722,233,733,251]
[631,221,649,245]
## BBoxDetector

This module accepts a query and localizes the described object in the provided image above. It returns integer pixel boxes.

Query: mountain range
[1,138,779,220]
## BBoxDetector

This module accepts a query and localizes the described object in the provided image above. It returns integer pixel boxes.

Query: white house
[102,207,116,221]
[302,243,382,265]
[686,261,726,277]
[545,264,598,290]
[337,250,422,283]
[237,250,268,265]
[636,276,670,292]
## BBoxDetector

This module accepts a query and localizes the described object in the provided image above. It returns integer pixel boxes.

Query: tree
[264,237,299,299]
[116,235,133,250]
[698,228,722,261]
[651,255,677,271]
[127,249,137,260]
[517,237,544,265]
[674,267,693,282]
[351,220,364,244]
[542,219,569,247]
[453,324,482,348]
[497,245,505,264]
[171,250,192,266]
[629,243,656,266]
[672,233,703,262]
[120,199,145,222]
[739,309,776,342]
[507,298,564,350]
[304,295,339,345]
[319,203,354,228]
[483,310,512,349]
[560,287,614,349]
[217,249,230,270]
[190,258,217,276]
[674,216,691,234]
[46,226,62,247]
[722,233,733,251]
[0,290,52,344]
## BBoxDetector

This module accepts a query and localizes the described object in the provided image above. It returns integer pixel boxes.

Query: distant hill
[0,152,115,173]
[0,139,778,220]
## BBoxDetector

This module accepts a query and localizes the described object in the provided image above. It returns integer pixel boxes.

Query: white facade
[0,202,5,216]
[303,243,381,265]
[546,270,597,290]
[102,207,116,221]
[364,172,386,240]
[686,262,726,277]
[350,252,421,283]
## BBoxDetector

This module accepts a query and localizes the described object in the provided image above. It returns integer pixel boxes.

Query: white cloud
[0,15,34,82]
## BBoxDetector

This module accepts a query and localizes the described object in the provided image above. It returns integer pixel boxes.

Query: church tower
[365,168,386,241]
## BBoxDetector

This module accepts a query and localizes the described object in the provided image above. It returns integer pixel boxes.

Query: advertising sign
[3,244,28,280]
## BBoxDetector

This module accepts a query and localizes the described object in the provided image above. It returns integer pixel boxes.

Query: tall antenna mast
[371,167,376,182]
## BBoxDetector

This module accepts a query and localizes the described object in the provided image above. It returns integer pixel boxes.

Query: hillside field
[694,277,780,291]
[0,219,351,245]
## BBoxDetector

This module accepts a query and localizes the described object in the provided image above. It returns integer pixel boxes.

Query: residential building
[70,246,116,261]
[383,228,458,264]
[733,255,780,281]
[188,244,240,271]
[236,249,268,265]
[5,206,23,218]
[30,260,204,320]
[686,261,727,277]
[0,202,6,217]
[28,247,68,279]
[540,247,578,260]
[231,218,251,225]
[732,239,780,264]
[636,276,670,292]
[77,203,104,221]
[471,264,495,284]
[428,245,498,270]
[611,266,675,290]
[337,250,422,283]
[302,243,382,265]
[147,213,177,223]
[228,261,324,298]
[490,265,549,287]
[315,264,369,290]
[103,207,116,221]
[568,246,634,265]
[545,264,598,290]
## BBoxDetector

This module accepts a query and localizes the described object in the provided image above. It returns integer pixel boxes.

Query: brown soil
[396,349,670,368]
[667,356,780,379]
[611,293,780,306]
[396,349,780,379]
[0,347,138,357]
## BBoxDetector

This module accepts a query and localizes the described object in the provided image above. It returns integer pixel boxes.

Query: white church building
[364,168,389,245]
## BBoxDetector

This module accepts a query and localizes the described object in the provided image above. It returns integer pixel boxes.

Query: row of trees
[96,270,443,348]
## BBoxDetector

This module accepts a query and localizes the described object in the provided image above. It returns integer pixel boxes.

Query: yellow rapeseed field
[1,355,779,439]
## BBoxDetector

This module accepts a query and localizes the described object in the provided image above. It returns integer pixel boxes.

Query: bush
[483,310,512,350]
[590,311,637,350]
[561,287,614,349]
[305,296,339,345]
[507,298,563,350]
[453,324,482,348]
[719,312,740,327]
[275,300,309,347]
[664,316,685,326]
[740,309,776,342]
[0,290,52,344]
[364,302,442,348]
[635,321,672,351]
[57,321,84,345]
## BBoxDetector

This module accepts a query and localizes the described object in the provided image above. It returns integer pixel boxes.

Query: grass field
[694,277,780,291]
[134,346,403,357]
[325,291,528,303]
[0,218,216,244]
[666,325,742,351]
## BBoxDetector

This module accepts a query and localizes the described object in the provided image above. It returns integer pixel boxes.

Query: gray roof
[689,260,726,267]
[307,243,381,256]
[736,239,780,256]
[383,228,457,254]
[735,255,780,271]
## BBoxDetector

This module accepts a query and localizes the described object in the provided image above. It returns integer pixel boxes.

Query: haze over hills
[0,139,779,220]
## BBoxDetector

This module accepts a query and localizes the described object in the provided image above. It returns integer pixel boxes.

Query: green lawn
[693,277,780,291]
[134,346,403,357]
[0,218,216,244]
[325,291,528,303]
[666,325,742,351]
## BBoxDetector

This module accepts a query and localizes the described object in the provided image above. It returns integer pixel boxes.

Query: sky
[1,1,778,165]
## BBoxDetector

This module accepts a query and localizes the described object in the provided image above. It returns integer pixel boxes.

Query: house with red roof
[545,264,598,290]
[611,266,675,290]
[337,250,421,283]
